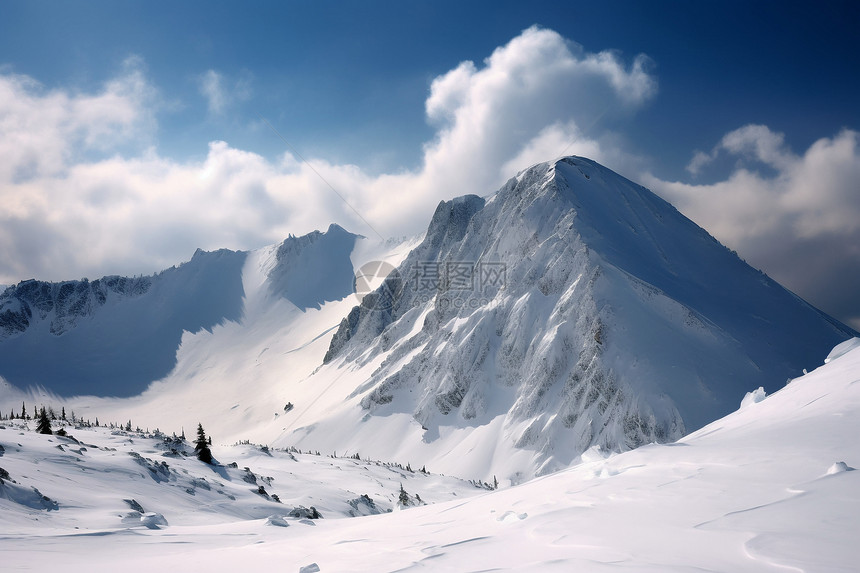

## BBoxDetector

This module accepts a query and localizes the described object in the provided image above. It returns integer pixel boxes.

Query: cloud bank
[0,26,654,284]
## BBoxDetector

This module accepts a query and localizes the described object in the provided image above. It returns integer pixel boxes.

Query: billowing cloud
[646,126,860,329]
[0,26,656,286]
[418,25,655,195]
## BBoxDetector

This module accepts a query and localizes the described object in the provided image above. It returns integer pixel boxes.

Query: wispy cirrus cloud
[197,69,252,115]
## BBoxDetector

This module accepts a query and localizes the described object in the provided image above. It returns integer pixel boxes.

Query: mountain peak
[268,224,360,311]
[314,155,855,478]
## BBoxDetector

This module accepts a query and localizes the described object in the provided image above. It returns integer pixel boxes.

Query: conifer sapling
[36,407,52,435]
[195,423,213,464]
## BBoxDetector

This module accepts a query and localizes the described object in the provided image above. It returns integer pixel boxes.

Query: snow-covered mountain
[0,157,854,483]
[293,157,855,478]
[0,248,247,396]
[0,224,358,397]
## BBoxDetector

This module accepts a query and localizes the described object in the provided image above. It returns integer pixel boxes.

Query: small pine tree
[195,423,213,464]
[61,407,66,420]
[36,407,52,435]
[398,483,409,506]
[21,401,26,420]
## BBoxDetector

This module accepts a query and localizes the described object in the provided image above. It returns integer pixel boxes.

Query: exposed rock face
[0,276,152,339]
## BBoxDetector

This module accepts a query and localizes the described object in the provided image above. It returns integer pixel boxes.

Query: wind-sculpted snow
[321,157,855,477]
[0,249,247,397]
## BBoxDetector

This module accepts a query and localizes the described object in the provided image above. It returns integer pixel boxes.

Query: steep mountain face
[320,157,855,476]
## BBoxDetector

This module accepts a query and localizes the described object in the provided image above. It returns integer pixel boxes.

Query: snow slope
[2,338,858,572]
[0,228,422,450]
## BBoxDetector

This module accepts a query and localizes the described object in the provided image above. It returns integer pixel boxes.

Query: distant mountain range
[0,157,854,480]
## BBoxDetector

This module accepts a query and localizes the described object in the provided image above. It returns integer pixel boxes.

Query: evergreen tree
[36,407,52,435]
[21,401,26,420]
[398,483,410,506]
[194,423,213,464]
[61,407,66,420]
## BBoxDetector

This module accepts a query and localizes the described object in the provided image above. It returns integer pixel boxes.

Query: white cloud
[0,26,656,285]
[198,70,227,114]
[359,25,656,234]
[197,69,252,115]
[420,26,655,189]
[646,126,860,329]
[0,56,155,183]
[686,124,796,177]
[686,150,715,176]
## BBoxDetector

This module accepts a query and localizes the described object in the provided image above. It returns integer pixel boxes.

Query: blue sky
[1,0,859,327]
[4,1,857,174]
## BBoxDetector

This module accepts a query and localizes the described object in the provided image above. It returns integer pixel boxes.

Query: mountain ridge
[0,156,854,481]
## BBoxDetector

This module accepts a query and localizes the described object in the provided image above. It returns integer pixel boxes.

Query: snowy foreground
[2,339,859,571]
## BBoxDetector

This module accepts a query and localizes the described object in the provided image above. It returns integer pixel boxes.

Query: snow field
[2,339,858,571]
